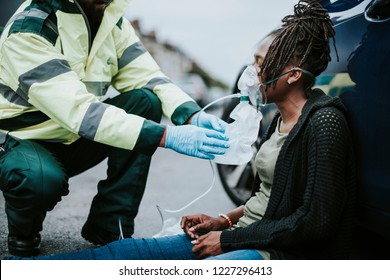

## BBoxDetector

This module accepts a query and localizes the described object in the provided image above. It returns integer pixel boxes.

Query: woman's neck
[277,93,307,134]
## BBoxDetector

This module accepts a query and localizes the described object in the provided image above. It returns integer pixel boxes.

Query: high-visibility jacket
[0,0,200,154]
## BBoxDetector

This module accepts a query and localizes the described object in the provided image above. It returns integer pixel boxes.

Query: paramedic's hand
[190,111,227,133]
[164,125,229,160]
[181,214,226,239]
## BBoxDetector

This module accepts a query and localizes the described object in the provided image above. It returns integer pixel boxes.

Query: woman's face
[258,65,294,104]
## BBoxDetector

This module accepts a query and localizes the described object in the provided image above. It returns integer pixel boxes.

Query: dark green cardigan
[220,89,356,259]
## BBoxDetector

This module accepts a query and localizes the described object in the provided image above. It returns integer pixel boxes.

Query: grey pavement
[0,141,236,257]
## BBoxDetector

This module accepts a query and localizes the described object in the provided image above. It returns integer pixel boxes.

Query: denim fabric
[205,249,263,260]
[4,234,263,260]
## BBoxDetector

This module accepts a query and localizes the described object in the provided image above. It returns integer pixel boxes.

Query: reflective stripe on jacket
[0,0,200,151]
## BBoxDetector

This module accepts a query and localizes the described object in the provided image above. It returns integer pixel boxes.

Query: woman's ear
[287,68,303,85]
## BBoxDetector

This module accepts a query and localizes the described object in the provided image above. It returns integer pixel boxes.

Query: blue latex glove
[165,125,229,159]
[191,111,227,133]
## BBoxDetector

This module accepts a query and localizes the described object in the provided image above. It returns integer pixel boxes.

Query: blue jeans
[4,234,263,260]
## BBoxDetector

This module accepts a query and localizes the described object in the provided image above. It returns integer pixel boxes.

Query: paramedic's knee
[38,164,69,211]
[1,148,69,212]
[106,89,162,123]
[134,89,162,122]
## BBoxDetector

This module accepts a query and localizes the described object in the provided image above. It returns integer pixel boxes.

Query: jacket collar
[88,0,132,62]
[46,0,132,59]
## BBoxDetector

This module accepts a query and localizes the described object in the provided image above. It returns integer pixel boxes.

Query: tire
[217,153,257,206]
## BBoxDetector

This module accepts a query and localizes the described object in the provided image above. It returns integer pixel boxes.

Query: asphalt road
[0,139,236,257]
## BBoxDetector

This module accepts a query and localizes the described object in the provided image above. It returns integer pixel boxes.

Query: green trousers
[0,89,162,237]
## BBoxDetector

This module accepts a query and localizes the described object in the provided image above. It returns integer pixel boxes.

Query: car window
[320,0,366,12]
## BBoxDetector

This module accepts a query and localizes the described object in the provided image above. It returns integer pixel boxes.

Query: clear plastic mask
[213,96,263,165]
[237,64,262,107]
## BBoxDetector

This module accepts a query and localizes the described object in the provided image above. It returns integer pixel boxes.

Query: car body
[327,0,390,254]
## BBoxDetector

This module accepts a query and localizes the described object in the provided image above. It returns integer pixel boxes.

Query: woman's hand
[181,214,227,239]
[191,231,223,259]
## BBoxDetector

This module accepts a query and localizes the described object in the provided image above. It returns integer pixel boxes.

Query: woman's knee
[102,234,195,260]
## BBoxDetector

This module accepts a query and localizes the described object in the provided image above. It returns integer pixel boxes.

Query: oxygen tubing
[153,93,242,235]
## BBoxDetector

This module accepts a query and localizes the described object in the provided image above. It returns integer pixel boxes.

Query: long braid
[260,0,338,89]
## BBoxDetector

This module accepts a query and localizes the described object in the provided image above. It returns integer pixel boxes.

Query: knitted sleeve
[220,107,352,251]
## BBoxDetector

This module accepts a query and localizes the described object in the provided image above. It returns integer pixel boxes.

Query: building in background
[131,19,228,107]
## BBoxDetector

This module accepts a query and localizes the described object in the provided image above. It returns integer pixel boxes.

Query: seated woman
[3,0,356,260]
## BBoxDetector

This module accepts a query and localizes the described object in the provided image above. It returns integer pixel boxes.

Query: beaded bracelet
[219,213,233,229]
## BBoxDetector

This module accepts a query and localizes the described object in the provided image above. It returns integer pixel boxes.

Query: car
[216,0,390,259]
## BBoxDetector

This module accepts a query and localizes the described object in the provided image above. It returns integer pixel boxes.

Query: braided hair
[260,0,338,90]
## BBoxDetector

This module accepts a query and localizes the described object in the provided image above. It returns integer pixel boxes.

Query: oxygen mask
[237,64,267,109]
[202,65,263,165]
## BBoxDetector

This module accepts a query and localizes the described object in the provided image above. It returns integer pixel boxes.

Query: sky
[125,0,298,87]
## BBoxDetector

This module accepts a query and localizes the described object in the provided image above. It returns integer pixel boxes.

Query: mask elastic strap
[261,67,314,87]
[256,67,315,109]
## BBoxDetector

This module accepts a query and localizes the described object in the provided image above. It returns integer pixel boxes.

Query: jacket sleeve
[220,107,352,251]
[1,32,163,152]
[111,18,201,125]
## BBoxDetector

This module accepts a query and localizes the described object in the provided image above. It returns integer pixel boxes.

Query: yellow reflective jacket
[0,0,200,153]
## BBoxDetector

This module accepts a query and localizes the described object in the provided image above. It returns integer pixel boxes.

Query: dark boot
[81,221,131,246]
[8,234,41,257]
